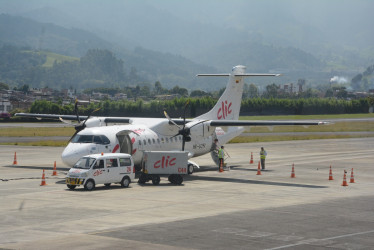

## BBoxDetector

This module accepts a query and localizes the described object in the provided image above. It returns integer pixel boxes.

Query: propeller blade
[164,110,181,129]
[59,117,75,125]
[182,138,186,151]
[182,100,190,129]
[74,99,80,123]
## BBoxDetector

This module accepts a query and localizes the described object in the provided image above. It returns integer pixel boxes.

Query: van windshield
[73,157,96,169]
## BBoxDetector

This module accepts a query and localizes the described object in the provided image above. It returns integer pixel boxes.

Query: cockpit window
[73,157,95,169]
[71,134,110,144]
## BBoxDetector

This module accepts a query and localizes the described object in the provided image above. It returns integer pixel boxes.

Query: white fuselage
[61,117,243,167]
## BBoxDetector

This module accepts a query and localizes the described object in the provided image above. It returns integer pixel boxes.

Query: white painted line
[266,229,374,250]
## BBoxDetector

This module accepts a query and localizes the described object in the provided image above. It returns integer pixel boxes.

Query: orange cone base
[256,161,261,175]
[342,174,348,186]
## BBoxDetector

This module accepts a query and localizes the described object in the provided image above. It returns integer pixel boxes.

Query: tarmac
[1,138,374,249]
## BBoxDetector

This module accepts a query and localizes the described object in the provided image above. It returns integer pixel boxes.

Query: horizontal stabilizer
[209,120,328,126]
[197,73,281,77]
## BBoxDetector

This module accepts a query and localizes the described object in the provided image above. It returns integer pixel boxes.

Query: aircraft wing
[15,113,88,121]
[15,113,132,124]
[208,120,328,126]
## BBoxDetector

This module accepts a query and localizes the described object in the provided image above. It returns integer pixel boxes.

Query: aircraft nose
[61,143,90,166]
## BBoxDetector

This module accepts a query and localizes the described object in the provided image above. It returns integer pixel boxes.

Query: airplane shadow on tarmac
[186,165,328,189]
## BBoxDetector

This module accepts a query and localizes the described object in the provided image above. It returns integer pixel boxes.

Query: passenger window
[139,140,142,145]
[107,158,118,168]
[143,140,146,145]
[170,137,173,143]
[119,158,132,167]
[166,137,169,143]
[148,139,151,144]
[157,139,160,144]
[152,139,156,144]
[161,138,164,143]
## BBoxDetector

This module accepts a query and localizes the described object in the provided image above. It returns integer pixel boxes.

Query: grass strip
[229,133,374,143]
[0,140,68,147]
[239,113,374,120]
[243,121,374,133]
[0,127,75,137]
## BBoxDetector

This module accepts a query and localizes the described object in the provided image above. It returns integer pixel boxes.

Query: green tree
[248,83,259,98]
[263,83,279,98]
[0,82,9,90]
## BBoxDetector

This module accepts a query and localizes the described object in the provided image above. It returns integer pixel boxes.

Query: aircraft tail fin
[196,65,280,121]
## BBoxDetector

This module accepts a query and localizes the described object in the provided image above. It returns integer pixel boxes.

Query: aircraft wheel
[121,176,130,188]
[188,164,194,174]
[152,175,160,185]
[84,179,95,191]
[67,184,76,190]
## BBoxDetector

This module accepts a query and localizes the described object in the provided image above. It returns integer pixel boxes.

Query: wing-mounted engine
[188,120,215,141]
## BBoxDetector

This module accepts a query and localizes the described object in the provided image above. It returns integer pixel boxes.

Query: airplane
[16,65,326,174]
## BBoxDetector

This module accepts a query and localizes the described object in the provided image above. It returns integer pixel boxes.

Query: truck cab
[66,153,135,191]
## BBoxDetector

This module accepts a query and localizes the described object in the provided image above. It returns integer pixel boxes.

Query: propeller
[68,100,100,142]
[164,100,195,151]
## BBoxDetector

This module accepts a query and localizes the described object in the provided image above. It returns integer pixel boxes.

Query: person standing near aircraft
[218,146,225,171]
[260,147,267,170]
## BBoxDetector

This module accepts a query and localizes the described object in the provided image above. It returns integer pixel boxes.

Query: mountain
[0,14,113,57]
[1,0,373,90]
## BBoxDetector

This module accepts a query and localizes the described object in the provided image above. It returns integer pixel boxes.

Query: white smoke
[330,76,348,84]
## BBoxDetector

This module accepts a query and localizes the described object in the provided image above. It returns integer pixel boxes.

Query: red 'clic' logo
[217,100,232,120]
[154,156,176,169]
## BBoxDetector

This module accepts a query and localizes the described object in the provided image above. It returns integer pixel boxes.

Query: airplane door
[116,131,133,155]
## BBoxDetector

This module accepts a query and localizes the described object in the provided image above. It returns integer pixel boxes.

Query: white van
[65,153,135,191]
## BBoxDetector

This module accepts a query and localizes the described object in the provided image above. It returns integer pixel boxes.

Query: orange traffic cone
[40,169,47,186]
[291,164,296,178]
[349,168,355,183]
[328,165,334,180]
[256,161,262,175]
[250,152,254,164]
[342,170,348,186]
[52,161,57,176]
[13,152,18,165]
[219,160,224,172]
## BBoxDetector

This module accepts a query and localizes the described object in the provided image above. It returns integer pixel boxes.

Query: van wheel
[152,175,160,185]
[188,164,194,174]
[121,176,130,188]
[104,183,111,187]
[67,184,76,190]
[84,179,95,191]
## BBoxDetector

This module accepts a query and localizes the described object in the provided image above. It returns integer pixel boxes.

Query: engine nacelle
[189,121,214,141]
